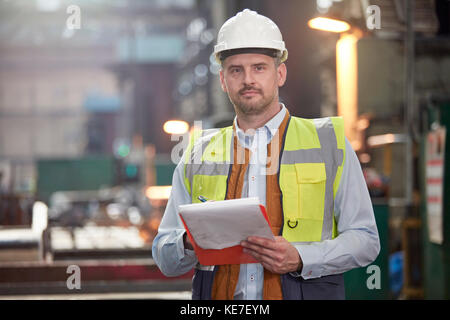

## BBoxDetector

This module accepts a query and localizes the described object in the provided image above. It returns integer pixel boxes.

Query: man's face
[219,53,287,117]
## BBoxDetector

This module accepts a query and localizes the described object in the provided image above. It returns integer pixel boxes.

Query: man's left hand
[241,236,303,274]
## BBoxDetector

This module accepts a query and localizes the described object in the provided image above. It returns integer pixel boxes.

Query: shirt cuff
[175,229,196,261]
[173,230,189,258]
[292,243,324,279]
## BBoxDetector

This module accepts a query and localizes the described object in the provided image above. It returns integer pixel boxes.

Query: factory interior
[0,0,450,300]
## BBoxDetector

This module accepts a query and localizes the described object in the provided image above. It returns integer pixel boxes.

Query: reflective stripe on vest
[184,127,233,202]
[183,116,345,242]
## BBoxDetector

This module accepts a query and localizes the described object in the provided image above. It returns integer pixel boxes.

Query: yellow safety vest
[183,116,346,243]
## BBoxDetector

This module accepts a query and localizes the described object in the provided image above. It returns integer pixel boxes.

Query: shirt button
[251,176,255,181]
[250,274,255,281]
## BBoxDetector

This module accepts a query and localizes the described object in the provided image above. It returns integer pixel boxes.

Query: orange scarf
[211,111,290,300]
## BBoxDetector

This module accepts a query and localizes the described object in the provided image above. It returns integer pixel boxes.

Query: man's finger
[244,247,277,265]
[244,247,284,274]
[241,241,274,258]
[241,238,280,255]
[246,236,277,249]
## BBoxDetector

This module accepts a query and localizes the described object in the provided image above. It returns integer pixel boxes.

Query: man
[152,9,380,300]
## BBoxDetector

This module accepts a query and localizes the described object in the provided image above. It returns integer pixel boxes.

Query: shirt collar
[234,103,287,147]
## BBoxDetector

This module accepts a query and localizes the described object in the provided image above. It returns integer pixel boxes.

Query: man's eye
[255,65,264,71]
[231,68,241,73]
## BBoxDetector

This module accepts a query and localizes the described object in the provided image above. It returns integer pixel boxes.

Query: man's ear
[277,63,287,87]
[219,69,228,93]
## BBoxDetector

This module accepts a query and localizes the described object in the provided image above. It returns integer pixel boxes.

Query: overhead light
[308,17,351,33]
[163,120,189,135]
[36,0,61,12]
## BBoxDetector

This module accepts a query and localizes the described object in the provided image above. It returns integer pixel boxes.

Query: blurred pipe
[384,144,392,177]
[144,144,156,187]
[405,0,415,207]
[367,133,407,147]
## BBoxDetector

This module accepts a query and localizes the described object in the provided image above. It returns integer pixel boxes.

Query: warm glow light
[308,17,351,33]
[337,33,359,143]
[146,186,172,200]
[359,153,371,164]
[357,118,370,130]
[163,120,189,135]
[351,140,362,151]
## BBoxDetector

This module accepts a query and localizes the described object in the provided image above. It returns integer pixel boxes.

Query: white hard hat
[214,9,288,65]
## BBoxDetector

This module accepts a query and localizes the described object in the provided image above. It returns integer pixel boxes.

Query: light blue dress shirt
[152,104,380,300]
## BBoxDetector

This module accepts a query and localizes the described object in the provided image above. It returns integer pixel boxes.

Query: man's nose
[243,68,255,85]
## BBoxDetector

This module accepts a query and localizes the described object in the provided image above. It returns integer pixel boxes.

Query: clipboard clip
[287,219,298,228]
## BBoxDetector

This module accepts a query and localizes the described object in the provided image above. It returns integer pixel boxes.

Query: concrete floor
[0,290,192,300]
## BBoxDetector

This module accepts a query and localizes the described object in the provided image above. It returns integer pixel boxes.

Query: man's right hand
[183,232,194,250]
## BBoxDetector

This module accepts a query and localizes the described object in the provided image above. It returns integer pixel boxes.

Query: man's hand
[241,236,303,274]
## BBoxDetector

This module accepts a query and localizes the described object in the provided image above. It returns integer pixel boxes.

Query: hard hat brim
[215,48,288,65]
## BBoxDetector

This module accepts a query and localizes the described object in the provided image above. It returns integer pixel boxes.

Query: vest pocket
[294,163,326,221]
[192,174,228,202]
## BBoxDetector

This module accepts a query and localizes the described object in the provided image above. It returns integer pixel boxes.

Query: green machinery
[36,156,177,202]
[154,159,176,186]
[344,203,390,299]
[420,101,450,299]
[36,156,117,203]
[346,100,450,300]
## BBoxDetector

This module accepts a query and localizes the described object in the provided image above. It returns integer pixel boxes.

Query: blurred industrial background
[0,0,449,300]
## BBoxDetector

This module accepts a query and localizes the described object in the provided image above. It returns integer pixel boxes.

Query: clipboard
[178,197,273,266]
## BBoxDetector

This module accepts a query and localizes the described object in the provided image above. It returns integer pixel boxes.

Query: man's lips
[240,90,260,96]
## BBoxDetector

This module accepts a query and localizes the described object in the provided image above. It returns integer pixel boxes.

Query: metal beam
[404,0,415,208]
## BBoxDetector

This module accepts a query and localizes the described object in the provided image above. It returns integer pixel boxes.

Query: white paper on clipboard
[178,197,274,250]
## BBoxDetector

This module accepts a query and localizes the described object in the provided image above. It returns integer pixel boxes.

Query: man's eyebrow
[227,64,242,70]
[227,62,268,70]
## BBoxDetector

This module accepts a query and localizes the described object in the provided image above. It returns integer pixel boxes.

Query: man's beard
[229,85,276,116]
